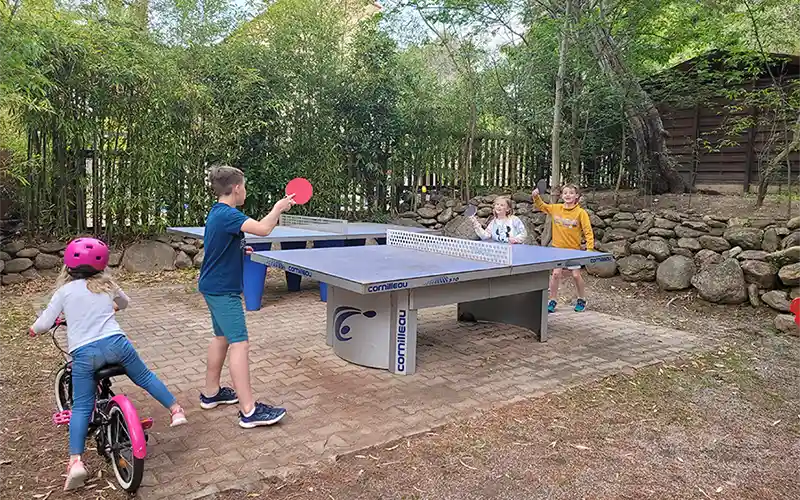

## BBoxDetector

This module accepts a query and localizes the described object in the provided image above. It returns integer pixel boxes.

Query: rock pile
[2,191,798,336]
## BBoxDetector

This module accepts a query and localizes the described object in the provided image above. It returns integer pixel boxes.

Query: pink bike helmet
[64,237,109,272]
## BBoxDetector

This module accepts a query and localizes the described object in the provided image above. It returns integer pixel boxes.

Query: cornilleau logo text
[262,259,312,277]
[333,306,376,342]
[424,276,460,286]
[396,310,407,373]
[367,281,408,293]
[589,256,613,263]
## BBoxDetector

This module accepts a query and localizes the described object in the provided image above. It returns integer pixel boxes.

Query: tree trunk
[588,24,687,194]
[569,73,585,183]
[756,112,800,208]
[550,0,571,193]
[614,120,627,206]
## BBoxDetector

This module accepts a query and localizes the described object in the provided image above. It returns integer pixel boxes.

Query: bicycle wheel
[106,405,144,493]
[54,365,73,412]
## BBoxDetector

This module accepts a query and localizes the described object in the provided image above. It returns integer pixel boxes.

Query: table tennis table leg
[314,240,345,302]
[243,242,271,311]
[280,241,307,292]
[457,290,549,342]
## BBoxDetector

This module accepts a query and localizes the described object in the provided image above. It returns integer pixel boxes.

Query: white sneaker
[64,458,88,491]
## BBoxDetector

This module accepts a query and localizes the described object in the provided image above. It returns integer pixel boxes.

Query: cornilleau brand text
[368,281,408,293]
[396,309,407,373]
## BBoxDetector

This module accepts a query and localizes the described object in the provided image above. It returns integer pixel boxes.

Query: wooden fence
[15,132,636,236]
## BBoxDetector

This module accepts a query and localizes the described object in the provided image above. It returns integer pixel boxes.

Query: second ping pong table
[252,229,613,375]
[168,215,438,311]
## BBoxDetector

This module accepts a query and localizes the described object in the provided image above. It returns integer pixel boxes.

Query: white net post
[386,230,512,265]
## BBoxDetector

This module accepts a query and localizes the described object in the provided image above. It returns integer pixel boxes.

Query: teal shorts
[203,293,248,344]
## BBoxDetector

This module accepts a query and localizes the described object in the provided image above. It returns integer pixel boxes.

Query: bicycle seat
[94,364,126,381]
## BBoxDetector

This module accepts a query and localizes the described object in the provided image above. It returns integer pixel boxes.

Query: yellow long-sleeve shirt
[533,195,595,251]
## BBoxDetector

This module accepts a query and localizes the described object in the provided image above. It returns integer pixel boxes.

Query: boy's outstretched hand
[274,193,296,213]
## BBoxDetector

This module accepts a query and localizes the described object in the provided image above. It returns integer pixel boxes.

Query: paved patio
[105,274,698,499]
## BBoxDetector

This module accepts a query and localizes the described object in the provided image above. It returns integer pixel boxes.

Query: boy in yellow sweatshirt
[531,183,594,313]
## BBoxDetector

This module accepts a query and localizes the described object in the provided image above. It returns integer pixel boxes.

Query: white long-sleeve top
[31,280,130,353]
[474,215,528,243]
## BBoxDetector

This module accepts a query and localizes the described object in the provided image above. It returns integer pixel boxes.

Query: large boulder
[175,251,193,269]
[736,250,769,261]
[416,206,441,219]
[121,241,176,273]
[778,263,800,286]
[16,247,40,258]
[1,240,25,255]
[637,214,655,235]
[618,255,657,282]
[108,251,123,267]
[39,241,67,254]
[586,258,617,278]
[782,232,800,249]
[4,258,33,274]
[765,246,800,269]
[740,260,777,289]
[604,228,636,242]
[0,251,10,261]
[443,216,481,241]
[762,228,781,252]
[598,240,630,260]
[654,218,678,229]
[698,235,731,253]
[2,273,25,286]
[674,225,704,239]
[656,255,696,291]
[437,207,454,224]
[193,249,205,269]
[34,253,62,270]
[630,240,671,262]
[677,238,702,252]
[774,314,799,335]
[649,228,676,238]
[761,290,791,313]
[787,216,800,231]
[723,227,764,250]
[694,248,725,269]
[690,258,748,304]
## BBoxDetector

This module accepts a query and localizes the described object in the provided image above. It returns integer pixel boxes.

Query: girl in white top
[29,237,187,491]
[471,196,528,244]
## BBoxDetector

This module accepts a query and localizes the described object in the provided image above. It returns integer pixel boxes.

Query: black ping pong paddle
[536,178,548,196]
[463,205,477,217]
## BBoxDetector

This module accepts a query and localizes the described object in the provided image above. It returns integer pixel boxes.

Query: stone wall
[394,191,800,333]
[2,193,798,334]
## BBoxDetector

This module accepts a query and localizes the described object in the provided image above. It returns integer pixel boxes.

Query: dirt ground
[1,192,798,500]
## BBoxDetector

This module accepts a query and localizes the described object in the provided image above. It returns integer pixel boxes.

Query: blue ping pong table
[168,215,438,311]
[252,229,613,375]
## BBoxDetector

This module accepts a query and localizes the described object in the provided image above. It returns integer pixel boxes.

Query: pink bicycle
[48,319,152,493]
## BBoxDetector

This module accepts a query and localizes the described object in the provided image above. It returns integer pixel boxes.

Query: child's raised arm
[31,288,66,334]
[472,218,491,240]
[531,189,553,214]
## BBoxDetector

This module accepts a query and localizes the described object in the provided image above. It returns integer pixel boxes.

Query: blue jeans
[69,334,176,455]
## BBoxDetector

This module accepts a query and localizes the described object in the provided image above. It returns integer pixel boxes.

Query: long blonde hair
[55,265,120,296]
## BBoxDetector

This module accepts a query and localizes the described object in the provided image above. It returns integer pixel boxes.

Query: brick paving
[103,276,698,499]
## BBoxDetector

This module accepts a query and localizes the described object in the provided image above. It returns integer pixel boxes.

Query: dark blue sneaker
[200,386,239,409]
[574,298,587,312]
[239,402,287,429]
[547,299,557,313]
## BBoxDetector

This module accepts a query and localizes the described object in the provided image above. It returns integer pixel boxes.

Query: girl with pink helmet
[29,237,188,491]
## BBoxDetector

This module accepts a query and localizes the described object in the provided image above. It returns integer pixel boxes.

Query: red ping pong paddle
[790,297,800,326]
[286,177,313,205]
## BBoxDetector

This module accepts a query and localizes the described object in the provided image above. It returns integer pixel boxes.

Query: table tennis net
[279,214,349,234]
[386,230,512,265]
